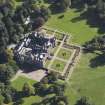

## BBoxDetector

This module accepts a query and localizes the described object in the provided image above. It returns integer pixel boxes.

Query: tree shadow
[43,0,52,4]
[15,0,23,2]
[13,98,24,105]
[12,91,25,105]
[33,82,49,97]
[13,91,24,102]
[13,90,35,105]
[16,61,44,73]
[71,8,105,34]
[70,1,85,12]
[58,15,64,19]
[0,52,8,64]
[49,4,66,14]
[90,53,105,68]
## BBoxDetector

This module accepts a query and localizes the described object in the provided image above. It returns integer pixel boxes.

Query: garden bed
[51,59,66,72]
[57,48,72,60]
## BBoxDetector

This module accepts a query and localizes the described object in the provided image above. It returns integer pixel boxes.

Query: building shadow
[17,62,43,73]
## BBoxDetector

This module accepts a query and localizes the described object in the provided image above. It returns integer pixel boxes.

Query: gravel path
[48,35,66,69]
[11,69,47,82]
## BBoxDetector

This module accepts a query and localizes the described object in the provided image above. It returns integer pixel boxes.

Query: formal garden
[51,59,66,72]
[57,48,72,60]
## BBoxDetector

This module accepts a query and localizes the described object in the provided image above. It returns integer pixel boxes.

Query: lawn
[51,59,66,72]
[65,53,105,105]
[12,76,36,91]
[12,2,105,105]
[22,96,41,105]
[45,7,105,105]
[45,9,99,45]
[57,48,72,60]
[12,76,42,105]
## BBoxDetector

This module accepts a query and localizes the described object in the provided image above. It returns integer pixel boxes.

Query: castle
[14,29,56,68]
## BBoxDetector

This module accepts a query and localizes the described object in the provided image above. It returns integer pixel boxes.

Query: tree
[0,0,16,8]
[47,71,58,83]
[0,64,14,84]
[83,35,105,52]
[15,6,26,24]
[32,17,45,29]
[0,95,4,105]
[22,82,34,96]
[51,96,68,105]
[40,5,51,21]
[36,82,47,94]
[53,0,70,12]
[58,101,66,105]
[75,96,93,105]
[0,12,3,20]
[4,93,12,104]
[23,0,36,5]
[31,5,41,18]
[15,23,24,35]
[54,84,65,96]
[96,0,105,19]
[0,21,9,54]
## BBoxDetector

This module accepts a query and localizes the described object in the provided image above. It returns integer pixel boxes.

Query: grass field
[12,1,105,105]
[57,48,72,60]
[12,76,36,91]
[51,59,66,72]
[65,53,105,105]
[45,7,105,105]
[12,76,42,105]
[46,9,99,45]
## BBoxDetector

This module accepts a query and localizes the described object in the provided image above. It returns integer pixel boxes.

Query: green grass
[11,3,105,105]
[45,9,98,45]
[57,48,72,60]
[51,59,66,72]
[46,7,105,105]
[14,0,23,7]
[22,96,41,105]
[65,53,105,105]
[12,76,42,105]
[12,76,36,91]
